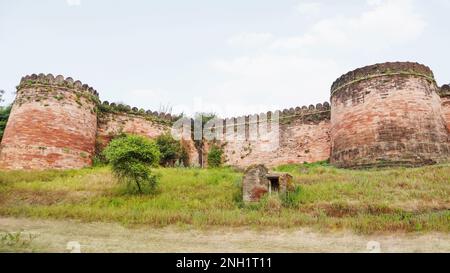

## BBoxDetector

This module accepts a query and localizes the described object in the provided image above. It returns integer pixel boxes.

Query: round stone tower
[330,62,450,168]
[0,74,99,169]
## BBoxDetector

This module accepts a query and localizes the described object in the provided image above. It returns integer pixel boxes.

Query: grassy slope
[0,163,449,234]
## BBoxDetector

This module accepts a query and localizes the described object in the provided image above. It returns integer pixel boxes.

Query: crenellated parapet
[99,101,177,124]
[331,62,436,96]
[203,102,332,168]
[222,101,331,126]
[18,73,99,97]
[440,84,450,97]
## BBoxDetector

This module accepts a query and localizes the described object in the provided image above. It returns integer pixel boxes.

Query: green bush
[207,145,223,168]
[155,133,188,167]
[103,135,160,194]
[0,105,11,141]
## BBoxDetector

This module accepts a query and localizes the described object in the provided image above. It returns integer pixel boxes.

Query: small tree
[207,145,223,168]
[193,112,216,167]
[103,135,160,193]
[155,133,183,167]
[0,105,11,142]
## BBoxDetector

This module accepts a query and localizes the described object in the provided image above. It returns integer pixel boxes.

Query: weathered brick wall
[330,62,450,168]
[96,110,200,167]
[0,74,98,169]
[441,85,450,132]
[204,104,331,168]
[96,112,169,147]
[1,63,448,170]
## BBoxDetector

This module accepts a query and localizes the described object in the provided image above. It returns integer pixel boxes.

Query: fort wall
[330,62,450,168]
[94,102,203,166]
[96,111,170,148]
[205,104,331,168]
[0,74,98,169]
[1,62,449,170]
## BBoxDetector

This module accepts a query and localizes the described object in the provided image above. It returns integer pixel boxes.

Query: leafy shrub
[0,105,11,141]
[103,135,160,194]
[179,144,190,167]
[155,133,188,167]
[92,155,107,167]
[207,145,223,168]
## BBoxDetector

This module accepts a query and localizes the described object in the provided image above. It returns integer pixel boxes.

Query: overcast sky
[1,0,449,117]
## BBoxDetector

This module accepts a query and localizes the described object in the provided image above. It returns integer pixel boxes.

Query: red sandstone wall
[181,138,200,167]
[97,112,169,147]
[222,120,330,168]
[0,75,98,170]
[202,107,331,169]
[331,63,450,168]
[2,64,447,171]
[96,112,201,167]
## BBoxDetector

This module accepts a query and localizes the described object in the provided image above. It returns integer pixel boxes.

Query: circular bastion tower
[0,74,99,169]
[330,62,450,168]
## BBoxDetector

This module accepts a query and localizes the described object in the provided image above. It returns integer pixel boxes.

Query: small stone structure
[242,165,294,202]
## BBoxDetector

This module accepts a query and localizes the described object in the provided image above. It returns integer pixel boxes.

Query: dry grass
[0,163,449,234]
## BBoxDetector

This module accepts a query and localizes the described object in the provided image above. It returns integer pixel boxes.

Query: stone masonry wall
[96,112,169,148]
[96,111,200,167]
[0,74,98,169]
[204,104,331,168]
[330,62,450,168]
[1,63,449,170]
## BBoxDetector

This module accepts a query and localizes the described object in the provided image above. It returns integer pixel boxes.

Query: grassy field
[0,163,449,234]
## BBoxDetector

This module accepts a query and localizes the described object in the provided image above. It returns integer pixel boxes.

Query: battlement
[18,73,99,97]
[223,101,331,124]
[440,84,450,97]
[17,73,175,124]
[330,62,435,95]
[1,62,449,170]
[99,101,176,123]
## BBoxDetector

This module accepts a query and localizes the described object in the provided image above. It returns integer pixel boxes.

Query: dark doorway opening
[267,175,280,193]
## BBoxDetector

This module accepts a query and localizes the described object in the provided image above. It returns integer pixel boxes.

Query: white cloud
[273,0,426,51]
[366,0,384,6]
[209,54,340,116]
[295,1,322,16]
[206,0,426,117]
[119,89,169,110]
[227,32,274,48]
[66,0,81,7]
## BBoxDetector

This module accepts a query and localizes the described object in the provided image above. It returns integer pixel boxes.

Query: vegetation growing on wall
[192,112,217,167]
[207,144,224,168]
[155,133,189,167]
[96,102,176,126]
